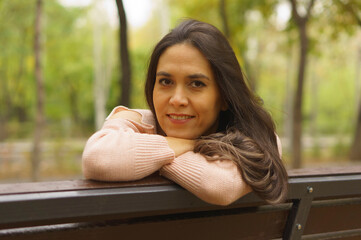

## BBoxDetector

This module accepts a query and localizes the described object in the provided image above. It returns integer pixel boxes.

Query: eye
[158,78,173,86]
[190,80,206,88]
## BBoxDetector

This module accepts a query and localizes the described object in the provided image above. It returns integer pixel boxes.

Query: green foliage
[0,0,360,151]
[44,1,94,123]
[0,0,361,182]
[130,48,149,109]
[0,0,96,138]
[0,0,36,122]
[167,0,360,143]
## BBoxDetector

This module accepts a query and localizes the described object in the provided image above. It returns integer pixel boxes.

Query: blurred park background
[0,0,360,183]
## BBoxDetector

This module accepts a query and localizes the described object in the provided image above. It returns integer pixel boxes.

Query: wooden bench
[0,166,361,240]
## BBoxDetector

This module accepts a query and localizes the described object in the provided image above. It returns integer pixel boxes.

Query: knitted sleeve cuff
[83,117,174,181]
[160,151,205,196]
[160,151,251,206]
[133,134,175,178]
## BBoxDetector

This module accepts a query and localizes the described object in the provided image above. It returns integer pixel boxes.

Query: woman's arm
[160,151,252,206]
[108,109,142,123]
[160,134,283,206]
[82,110,174,181]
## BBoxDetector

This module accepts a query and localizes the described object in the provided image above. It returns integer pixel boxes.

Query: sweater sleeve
[82,117,174,181]
[159,151,252,206]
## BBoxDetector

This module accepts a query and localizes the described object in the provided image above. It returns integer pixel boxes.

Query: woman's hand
[109,110,142,123]
[165,137,195,157]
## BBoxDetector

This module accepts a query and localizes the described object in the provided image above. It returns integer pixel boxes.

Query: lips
[166,114,195,123]
[167,114,195,120]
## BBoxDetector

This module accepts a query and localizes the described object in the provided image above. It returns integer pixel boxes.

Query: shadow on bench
[0,166,361,240]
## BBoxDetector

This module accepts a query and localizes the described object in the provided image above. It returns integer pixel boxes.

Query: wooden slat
[0,173,172,195]
[1,166,361,240]
[304,199,361,235]
[0,208,289,240]
[0,166,360,195]
[287,165,361,177]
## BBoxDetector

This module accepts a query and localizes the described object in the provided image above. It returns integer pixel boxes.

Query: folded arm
[82,108,261,206]
[82,110,174,181]
[160,151,252,206]
[160,134,283,206]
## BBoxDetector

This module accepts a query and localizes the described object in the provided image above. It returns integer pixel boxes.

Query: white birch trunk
[92,0,114,130]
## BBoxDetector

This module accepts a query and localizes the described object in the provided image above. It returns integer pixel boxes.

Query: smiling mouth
[167,114,195,120]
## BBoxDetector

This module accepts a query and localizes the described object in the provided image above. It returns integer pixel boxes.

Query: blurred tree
[31,0,44,181]
[219,0,230,38]
[289,0,315,168]
[317,0,361,160]
[115,0,132,106]
[336,0,361,26]
[351,101,361,160]
[336,0,361,160]
[0,0,35,139]
[92,1,114,130]
[43,1,94,136]
[0,0,95,139]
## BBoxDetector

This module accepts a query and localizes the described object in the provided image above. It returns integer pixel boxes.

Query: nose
[169,87,188,107]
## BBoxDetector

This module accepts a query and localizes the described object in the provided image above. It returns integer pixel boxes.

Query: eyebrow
[188,73,210,81]
[156,71,172,77]
[156,71,210,80]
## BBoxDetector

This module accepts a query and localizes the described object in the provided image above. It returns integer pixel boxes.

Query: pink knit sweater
[82,106,253,205]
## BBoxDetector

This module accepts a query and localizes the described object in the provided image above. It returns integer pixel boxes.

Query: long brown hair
[145,19,288,204]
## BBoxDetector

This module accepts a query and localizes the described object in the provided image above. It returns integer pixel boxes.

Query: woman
[82,19,288,206]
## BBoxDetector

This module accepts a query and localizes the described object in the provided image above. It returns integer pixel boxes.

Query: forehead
[157,43,213,72]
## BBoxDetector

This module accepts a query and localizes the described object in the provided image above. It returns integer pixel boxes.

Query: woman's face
[153,43,226,139]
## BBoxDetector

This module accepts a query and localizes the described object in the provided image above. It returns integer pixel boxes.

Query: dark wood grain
[1,166,361,240]
[0,173,172,195]
[1,166,361,195]
[287,165,361,177]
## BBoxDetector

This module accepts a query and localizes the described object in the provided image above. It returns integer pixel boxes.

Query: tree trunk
[334,0,361,160]
[350,46,361,160]
[15,28,29,122]
[284,43,295,154]
[292,22,308,169]
[92,2,114,130]
[0,63,10,141]
[350,103,361,160]
[310,58,319,148]
[289,0,314,169]
[355,46,361,113]
[219,0,230,38]
[243,57,257,92]
[115,0,131,106]
[69,83,80,125]
[31,0,45,182]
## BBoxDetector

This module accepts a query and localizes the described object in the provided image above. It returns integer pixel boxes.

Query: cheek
[198,97,221,121]
[152,88,160,107]
[153,90,166,114]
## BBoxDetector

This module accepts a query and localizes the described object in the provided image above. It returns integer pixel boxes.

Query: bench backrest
[0,166,361,240]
